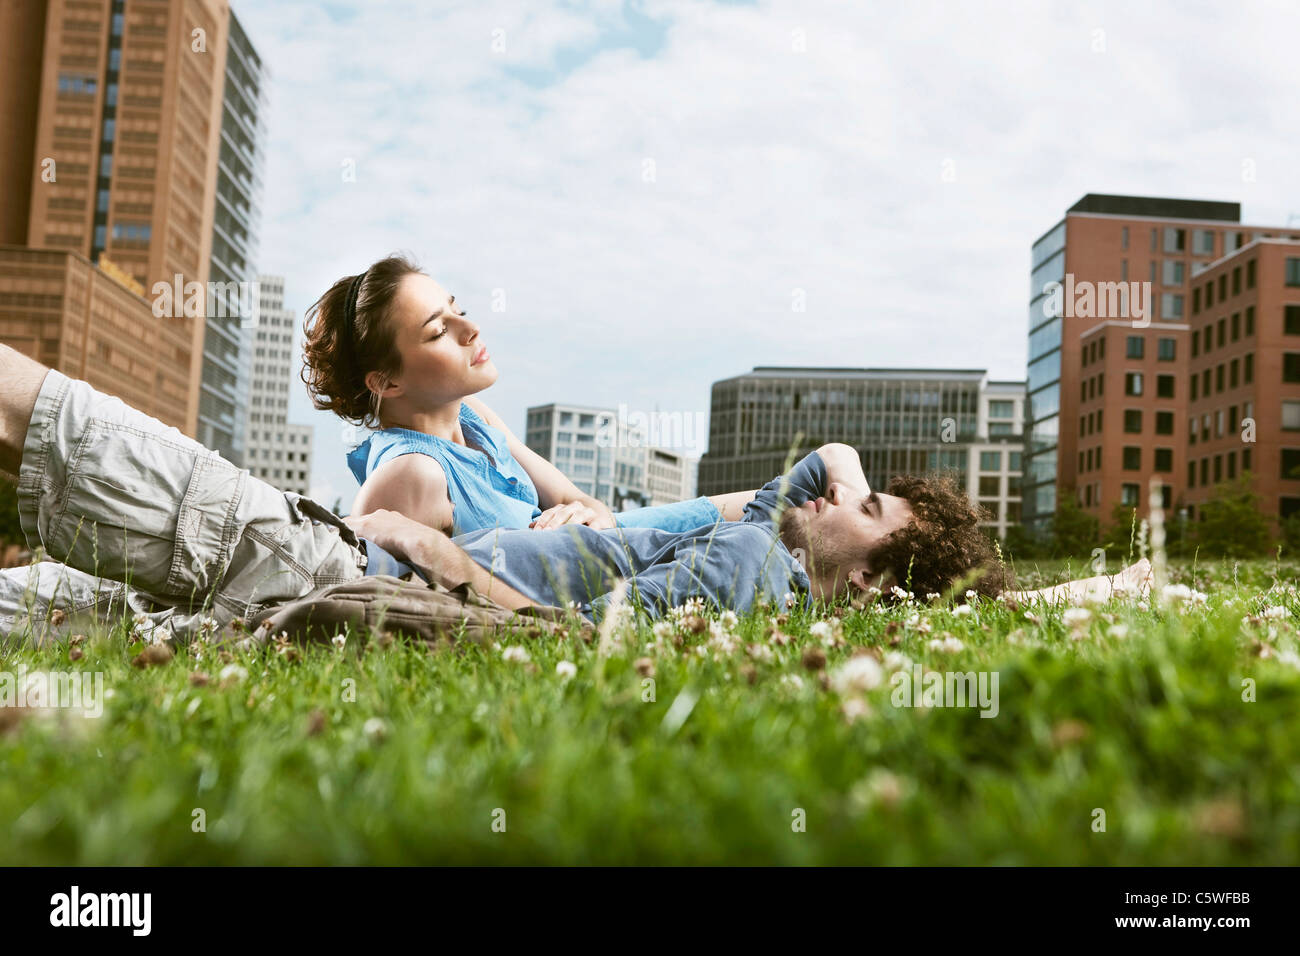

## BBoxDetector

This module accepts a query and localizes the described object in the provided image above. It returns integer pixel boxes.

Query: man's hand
[344,509,429,563]
[530,498,616,531]
[345,508,536,611]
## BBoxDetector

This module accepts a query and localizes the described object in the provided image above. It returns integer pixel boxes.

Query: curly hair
[870,473,1011,601]
[301,254,424,427]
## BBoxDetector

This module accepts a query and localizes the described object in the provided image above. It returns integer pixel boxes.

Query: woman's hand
[529,499,616,531]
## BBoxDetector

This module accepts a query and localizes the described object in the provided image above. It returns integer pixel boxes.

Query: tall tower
[244,275,313,495]
[197,8,266,463]
[0,0,232,435]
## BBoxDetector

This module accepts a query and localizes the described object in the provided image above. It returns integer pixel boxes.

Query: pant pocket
[46,419,241,600]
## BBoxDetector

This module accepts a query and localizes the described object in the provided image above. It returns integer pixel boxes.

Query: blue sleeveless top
[346,404,542,537]
[347,403,721,537]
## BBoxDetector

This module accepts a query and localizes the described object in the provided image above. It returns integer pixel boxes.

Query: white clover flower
[965,589,977,600]
[652,620,675,640]
[747,643,774,663]
[890,585,910,602]
[555,660,577,679]
[928,636,964,653]
[1261,605,1290,619]
[782,592,797,610]
[779,673,805,691]
[1276,649,1300,669]
[904,612,920,628]
[218,664,247,684]
[810,621,833,641]
[1161,583,1193,603]
[1137,601,1149,612]
[952,604,973,617]
[1107,624,1130,639]
[925,592,941,603]
[332,634,347,650]
[501,645,531,663]
[867,586,882,597]
[831,655,884,694]
[720,610,739,630]
[1063,608,1093,627]
[883,651,912,672]
[363,717,387,741]
[1024,611,1039,623]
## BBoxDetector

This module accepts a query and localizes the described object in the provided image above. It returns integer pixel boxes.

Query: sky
[233,0,1300,513]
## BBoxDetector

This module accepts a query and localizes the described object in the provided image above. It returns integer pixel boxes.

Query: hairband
[343,270,366,348]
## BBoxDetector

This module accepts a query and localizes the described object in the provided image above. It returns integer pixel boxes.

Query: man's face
[779,480,913,600]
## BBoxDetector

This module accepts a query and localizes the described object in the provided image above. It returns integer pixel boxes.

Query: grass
[1,558,1298,865]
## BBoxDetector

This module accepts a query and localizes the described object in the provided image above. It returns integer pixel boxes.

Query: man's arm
[344,509,536,611]
[706,443,853,521]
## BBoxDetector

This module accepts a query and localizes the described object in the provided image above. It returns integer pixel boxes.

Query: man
[0,345,1134,646]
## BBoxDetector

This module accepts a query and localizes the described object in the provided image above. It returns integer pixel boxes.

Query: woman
[302,255,723,536]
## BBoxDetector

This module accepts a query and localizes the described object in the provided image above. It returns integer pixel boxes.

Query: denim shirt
[363,451,826,621]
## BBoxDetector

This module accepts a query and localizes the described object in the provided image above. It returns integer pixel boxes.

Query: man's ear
[849,567,893,595]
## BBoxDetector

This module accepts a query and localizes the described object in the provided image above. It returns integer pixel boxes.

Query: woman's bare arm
[351,453,455,534]
[463,396,615,529]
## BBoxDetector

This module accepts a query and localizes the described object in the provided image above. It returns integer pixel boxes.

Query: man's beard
[778,507,813,570]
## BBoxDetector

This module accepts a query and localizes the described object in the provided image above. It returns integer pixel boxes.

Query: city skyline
[222,1,1300,512]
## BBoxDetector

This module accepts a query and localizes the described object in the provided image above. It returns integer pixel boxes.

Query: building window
[1121,483,1140,507]
[1286,258,1300,287]
[979,476,1000,496]
[1124,409,1142,433]
[1285,354,1300,383]
[1126,336,1144,359]
[1157,375,1175,398]
[1283,401,1300,431]
[1121,226,1129,250]
[988,400,1013,418]
[980,451,1001,471]
[1285,305,1300,335]
[1245,353,1254,383]
[1230,359,1240,388]
[1215,364,1225,393]
[1188,461,1196,487]
[1161,293,1184,319]
[1154,448,1173,472]
[1123,447,1141,470]
[1284,449,1300,481]
[1195,230,1215,255]
[1156,411,1174,435]
[1163,260,1185,286]
[1247,258,1257,289]
[1157,337,1175,361]
[1164,228,1186,253]
[1232,266,1242,296]
[1125,372,1143,396]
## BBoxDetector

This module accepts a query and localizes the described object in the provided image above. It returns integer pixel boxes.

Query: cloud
[232,0,1300,509]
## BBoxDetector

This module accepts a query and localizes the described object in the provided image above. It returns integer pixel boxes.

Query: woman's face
[380,273,498,406]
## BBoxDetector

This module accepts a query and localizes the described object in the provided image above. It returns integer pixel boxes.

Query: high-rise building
[524,402,694,510]
[0,0,232,435]
[697,367,1025,537]
[1184,238,1300,531]
[197,8,266,463]
[1024,193,1298,532]
[244,275,312,494]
